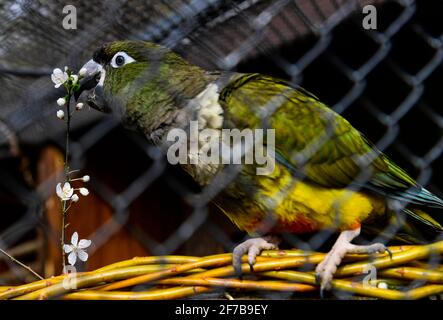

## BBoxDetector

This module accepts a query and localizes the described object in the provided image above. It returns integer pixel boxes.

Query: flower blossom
[51,68,68,88]
[63,232,91,265]
[56,182,74,201]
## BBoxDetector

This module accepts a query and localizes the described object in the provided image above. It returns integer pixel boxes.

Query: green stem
[65,93,71,179]
[61,201,67,271]
[61,92,72,272]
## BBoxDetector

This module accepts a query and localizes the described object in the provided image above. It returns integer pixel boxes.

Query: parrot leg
[232,236,280,276]
[315,226,388,293]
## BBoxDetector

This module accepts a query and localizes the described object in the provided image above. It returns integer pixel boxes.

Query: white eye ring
[110,51,136,68]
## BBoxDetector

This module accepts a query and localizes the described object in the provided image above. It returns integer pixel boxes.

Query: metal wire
[0,0,442,299]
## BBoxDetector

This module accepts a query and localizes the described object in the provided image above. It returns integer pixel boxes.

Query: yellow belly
[220,163,387,234]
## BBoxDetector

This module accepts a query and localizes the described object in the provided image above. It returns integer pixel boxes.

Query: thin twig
[0,248,43,280]
[60,91,72,272]
[60,200,67,271]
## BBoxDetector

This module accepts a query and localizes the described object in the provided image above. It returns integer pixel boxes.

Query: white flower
[51,68,68,88]
[79,67,87,76]
[71,74,78,84]
[63,232,91,266]
[76,102,84,110]
[82,175,90,182]
[56,110,65,120]
[71,194,79,202]
[57,98,66,106]
[56,182,74,201]
[79,187,89,196]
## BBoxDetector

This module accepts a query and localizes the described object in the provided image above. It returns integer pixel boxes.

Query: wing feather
[219,74,439,208]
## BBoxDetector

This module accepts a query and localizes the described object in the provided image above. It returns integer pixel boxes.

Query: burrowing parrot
[77,40,443,291]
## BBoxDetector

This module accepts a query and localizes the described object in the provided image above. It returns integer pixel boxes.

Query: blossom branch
[52,66,92,272]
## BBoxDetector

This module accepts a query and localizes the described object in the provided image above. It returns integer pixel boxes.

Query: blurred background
[0,0,442,296]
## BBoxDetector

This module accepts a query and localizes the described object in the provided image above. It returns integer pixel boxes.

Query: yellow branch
[262,270,435,300]
[379,267,443,283]
[62,278,315,300]
[4,243,443,300]
[94,256,200,272]
[158,277,316,292]
[100,253,325,291]
[0,275,66,300]
[12,265,197,300]
[63,287,212,300]
[335,240,443,277]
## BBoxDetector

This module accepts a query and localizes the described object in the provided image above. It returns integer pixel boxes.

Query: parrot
[77,40,443,292]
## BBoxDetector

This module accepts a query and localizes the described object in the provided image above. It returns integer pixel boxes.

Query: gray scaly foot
[315,227,388,293]
[232,236,279,276]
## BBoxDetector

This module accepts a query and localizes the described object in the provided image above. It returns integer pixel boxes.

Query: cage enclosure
[0,0,443,300]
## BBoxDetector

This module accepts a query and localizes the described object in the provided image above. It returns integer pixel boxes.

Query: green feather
[219,73,436,206]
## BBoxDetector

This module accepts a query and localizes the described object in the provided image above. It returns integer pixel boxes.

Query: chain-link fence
[0,0,442,299]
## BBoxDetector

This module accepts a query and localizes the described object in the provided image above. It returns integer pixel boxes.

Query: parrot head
[78,40,213,136]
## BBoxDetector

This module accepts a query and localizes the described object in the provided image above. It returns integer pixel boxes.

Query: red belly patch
[243,214,319,234]
[273,215,319,233]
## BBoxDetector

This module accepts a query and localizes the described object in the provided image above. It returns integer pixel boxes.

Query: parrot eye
[115,55,125,66]
[110,51,135,68]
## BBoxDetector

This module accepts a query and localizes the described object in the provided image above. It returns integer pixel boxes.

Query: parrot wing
[218,73,443,209]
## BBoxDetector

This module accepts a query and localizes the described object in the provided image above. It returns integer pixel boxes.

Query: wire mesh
[0,0,442,299]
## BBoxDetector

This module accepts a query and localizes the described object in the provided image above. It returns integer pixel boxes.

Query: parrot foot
[315,227,388,293]
[232,236,279,277]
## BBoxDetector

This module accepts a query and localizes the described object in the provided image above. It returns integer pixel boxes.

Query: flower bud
[76,103,84,110]
[82,175,90,182]
[79,188,89,196]
[79,67,87,76]
[56,110,65,120]
[71,194,79,202]
[57,98,66,106]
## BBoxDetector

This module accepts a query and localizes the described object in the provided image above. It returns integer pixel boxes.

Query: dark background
[0,0,441,292]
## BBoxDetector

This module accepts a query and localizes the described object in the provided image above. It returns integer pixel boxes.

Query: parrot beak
[75,59,112,113]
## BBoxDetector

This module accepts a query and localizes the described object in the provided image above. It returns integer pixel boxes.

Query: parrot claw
[386,247,393,260]
[315,227,389,293]
[232,237,278,277]
[319,287,325,299]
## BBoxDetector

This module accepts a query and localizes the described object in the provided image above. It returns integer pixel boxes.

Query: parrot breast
[178,82,226,185]
[216,162,387,235]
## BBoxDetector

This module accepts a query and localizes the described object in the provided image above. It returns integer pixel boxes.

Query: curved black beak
[86,85,112,113]
[74,59,112,113]
[74,73,100,101]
